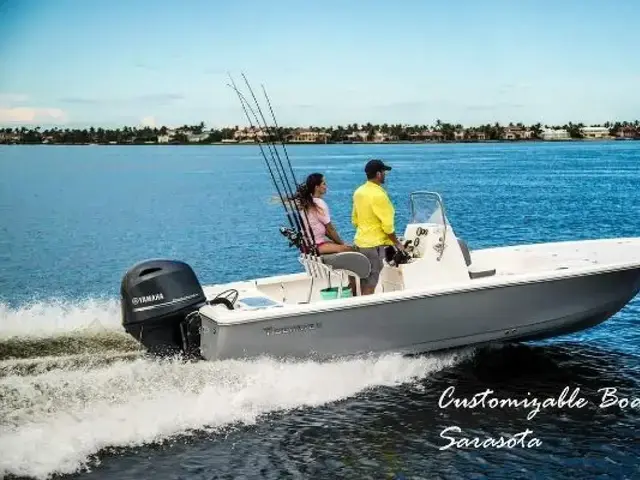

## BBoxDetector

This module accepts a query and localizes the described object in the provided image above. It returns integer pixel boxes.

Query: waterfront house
[540,128,571,140]
[345,131,369,142]
[465,129,487,141]
[616,126,638,139]
[288,130,330,143]
[185,132,210,143]
[581,126,611,139]
[373,131,397,142]
[0,131,21,143]
[408,130,444,142]
[233,127,268,142]
[503,126,534,140]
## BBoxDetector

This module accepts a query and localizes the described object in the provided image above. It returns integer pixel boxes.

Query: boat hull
[199,266,640,361]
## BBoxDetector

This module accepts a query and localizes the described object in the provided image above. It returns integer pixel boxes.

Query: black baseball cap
[364,159,392,176]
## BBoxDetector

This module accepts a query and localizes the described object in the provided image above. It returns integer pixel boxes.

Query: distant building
[289,130,329,143]
[409,130,444,142]
[233,127,267,142]
[0,131,20,143]
[373,131,397,142]
[617,126,638,139]
[503,128,519,140]
[503,127,534,140]
[186,132,210,143]
[541,128,570,140]
[345,131,368,142]
[465,130,486,141]
[581,126,611,139]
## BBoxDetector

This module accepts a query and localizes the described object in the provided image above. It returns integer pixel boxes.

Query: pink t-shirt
[302,197,330,245]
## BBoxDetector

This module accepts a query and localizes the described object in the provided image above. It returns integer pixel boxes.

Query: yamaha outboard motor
[121,259,206,357]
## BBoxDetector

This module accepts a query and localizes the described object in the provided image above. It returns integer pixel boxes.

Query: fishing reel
[279,227,303,249]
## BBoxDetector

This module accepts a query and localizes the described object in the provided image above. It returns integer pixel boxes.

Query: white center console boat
[120,191,640,361]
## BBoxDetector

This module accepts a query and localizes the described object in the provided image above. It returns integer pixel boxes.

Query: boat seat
[320,252,372,280]
[468,266,497,279]
[458,238,497,279]
[458,238,472,266]
[298,251,371,299]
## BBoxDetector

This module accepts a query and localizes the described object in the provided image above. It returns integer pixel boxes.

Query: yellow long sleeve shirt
[351,181,396,248]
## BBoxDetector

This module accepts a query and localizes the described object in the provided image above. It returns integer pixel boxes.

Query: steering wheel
[207,288,239,310]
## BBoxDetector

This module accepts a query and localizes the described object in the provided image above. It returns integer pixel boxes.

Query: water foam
[0,350,472,479]
[0,298,124,340]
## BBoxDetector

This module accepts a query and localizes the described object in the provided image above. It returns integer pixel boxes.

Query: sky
[0,0,639,129]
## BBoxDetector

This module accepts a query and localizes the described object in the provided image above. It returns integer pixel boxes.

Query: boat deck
[471,237,640,277]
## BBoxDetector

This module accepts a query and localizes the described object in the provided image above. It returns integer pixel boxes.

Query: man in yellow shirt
[351,159,404,295]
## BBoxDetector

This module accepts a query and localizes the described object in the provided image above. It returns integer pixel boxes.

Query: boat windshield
[409,191,447,225]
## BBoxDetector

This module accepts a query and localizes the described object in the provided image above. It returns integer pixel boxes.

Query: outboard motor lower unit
[121,259,206,356]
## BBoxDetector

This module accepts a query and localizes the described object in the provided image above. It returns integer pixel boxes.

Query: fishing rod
[239,74,318,255]
[227,77,291,225]
[236,76,305,238]
[260,84,296,188]
[226,80,315,255]
[258,81,313,242]
[226,74,317,255]
[226,78,300,243]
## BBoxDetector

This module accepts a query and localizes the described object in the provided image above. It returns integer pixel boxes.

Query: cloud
[58,93,184,106]
[138,93,184,103]
[497,83,533,95]
[134,62,159,72]
[203,68,227,76]
[464,104,495,111]
[0,93,29,105]
[0,92,67,125]
[0,107,67,123]
[57,97,100,105]
[371,100,432,110]
[140,115,156,127]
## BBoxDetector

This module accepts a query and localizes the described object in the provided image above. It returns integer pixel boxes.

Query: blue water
[1,142,640,479]
[2,142,639,305]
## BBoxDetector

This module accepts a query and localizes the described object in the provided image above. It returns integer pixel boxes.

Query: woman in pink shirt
[293,173,352,254]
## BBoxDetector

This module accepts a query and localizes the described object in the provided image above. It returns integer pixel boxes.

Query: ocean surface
[1,141,639,479]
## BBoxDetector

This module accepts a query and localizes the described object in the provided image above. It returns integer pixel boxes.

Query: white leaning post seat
[457,238,496,279]
[299,251,372,300]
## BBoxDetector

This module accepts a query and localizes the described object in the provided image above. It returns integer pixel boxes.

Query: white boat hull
[198,263,640,361]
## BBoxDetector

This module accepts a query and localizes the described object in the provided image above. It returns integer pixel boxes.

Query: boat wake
[0,299,138,361]
[0,298,126,340]
[0,298,474,479]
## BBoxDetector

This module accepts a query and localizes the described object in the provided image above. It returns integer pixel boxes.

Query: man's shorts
[355,246,387,289]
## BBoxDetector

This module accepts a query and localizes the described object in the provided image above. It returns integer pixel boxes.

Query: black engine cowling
[121,259,206,357]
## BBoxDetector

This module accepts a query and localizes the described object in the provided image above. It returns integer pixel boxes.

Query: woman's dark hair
[292,173,324,211]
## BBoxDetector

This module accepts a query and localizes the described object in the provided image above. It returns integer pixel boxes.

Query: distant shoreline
[1,138,638,146]
[2,121,638,145]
